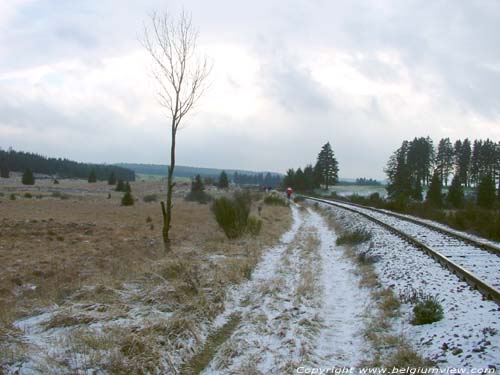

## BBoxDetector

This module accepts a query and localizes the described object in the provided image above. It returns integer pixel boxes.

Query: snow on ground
[331,200,500,289]
[5,207,303,375]
[320,202,500,369]
[202,207,370,374]
[382,208,500,250]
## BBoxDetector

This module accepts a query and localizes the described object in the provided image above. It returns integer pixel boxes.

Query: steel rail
[303,195,500,305]
[321,197,500,257]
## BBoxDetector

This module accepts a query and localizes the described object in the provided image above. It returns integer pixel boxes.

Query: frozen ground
[320,202,500,369]
[7,201,499,374]
[202,207,371,374]
[331,200,500,289]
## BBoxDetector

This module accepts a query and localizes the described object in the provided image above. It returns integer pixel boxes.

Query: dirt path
[200,207,370,374]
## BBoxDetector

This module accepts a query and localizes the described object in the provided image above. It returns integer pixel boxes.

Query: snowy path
[322,203,500,369]
[201,207,369,374]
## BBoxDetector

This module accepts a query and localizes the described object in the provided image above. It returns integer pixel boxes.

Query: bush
[264,193,286,206]
[411,295,444,325]
[185,174,212,203]
[9,193,16,200]
[88,168,97,183]
[336,229,372,246]
[24,193,32,198]
[143,194,158,203]
[477,175,496,209]
[293,196,305,203]
[121,191,134,206]
[212,195,250,239]
[53,179,59,184]
[22,169,35,185]
[185,190,212,204]
[51,191,69,200]
[247,216,262,236]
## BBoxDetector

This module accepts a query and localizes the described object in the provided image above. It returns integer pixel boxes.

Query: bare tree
[143,11,210,248]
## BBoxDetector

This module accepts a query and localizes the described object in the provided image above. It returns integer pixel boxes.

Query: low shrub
[247,216,262,236]
[212,196,250,239]
[264,193,286,206]
[51,191,69,200]
[9,193,16,200]
[211,192,257,239]
[185,190,212,204]
[293,196,305,203]
[336,229,372,246]
[143,194,158,203]
[411,294,444,325]
[24,193,32,198]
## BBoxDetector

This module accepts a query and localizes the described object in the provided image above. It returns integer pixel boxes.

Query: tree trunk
[161,122,177,251]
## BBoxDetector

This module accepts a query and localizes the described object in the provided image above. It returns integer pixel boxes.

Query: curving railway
[303,195,500,305]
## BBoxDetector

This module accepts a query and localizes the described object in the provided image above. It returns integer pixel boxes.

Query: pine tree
[192,174,204,193]
[411,178,423,201]
[385,141,412,200]
[22,168,35,185]
[407,137,434,186]
[121,191,134,206]
[218,171,229,189]
[315,142,339,189]
[436,138,453,186]
[88,168,97,183]
[283,169,295,189]
[477,174,495,209]
[108,172,117,185]
[457,138,471,186]
[115,180,125,192]
[447,174,464,208]
[426,170,442,207]
[0,163,9,178]
[125,182,131,193]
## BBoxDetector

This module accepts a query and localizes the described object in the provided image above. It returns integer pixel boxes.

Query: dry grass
[312,203,432,368]
[0,179,292,373]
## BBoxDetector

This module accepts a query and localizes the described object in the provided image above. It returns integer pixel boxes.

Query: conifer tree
[88,168,97,183]
[191,174,204,193]
[426,171,442,207]
[447,174,464,208]
[125,182,131,193]
[115,180,125,192]
[315,142,339,189]
[436,138,453,186]
[218,171,229,189]
[121,191,134,206]
[22,168,35,185]
[385,141,412,200]
[0,163,9,178]
[411,178,423,201]
[455,139,471,186]
[108,172,117,185]
[477,174,495,209]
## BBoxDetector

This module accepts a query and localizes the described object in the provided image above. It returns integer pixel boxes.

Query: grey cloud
[261,63,332,113]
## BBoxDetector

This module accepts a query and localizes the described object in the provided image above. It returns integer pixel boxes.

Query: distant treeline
[385,137,500,201]
[339,178,382,186]
[232,172,282,187]
[0,148,135,181]
[118,163,283,183]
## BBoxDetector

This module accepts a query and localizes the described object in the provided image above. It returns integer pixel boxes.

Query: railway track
[303,196,500,305]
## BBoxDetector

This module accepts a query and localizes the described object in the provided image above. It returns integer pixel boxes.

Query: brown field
[0,177,292,373]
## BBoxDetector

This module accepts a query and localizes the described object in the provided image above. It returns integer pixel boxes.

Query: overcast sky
[1,0,500,178]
